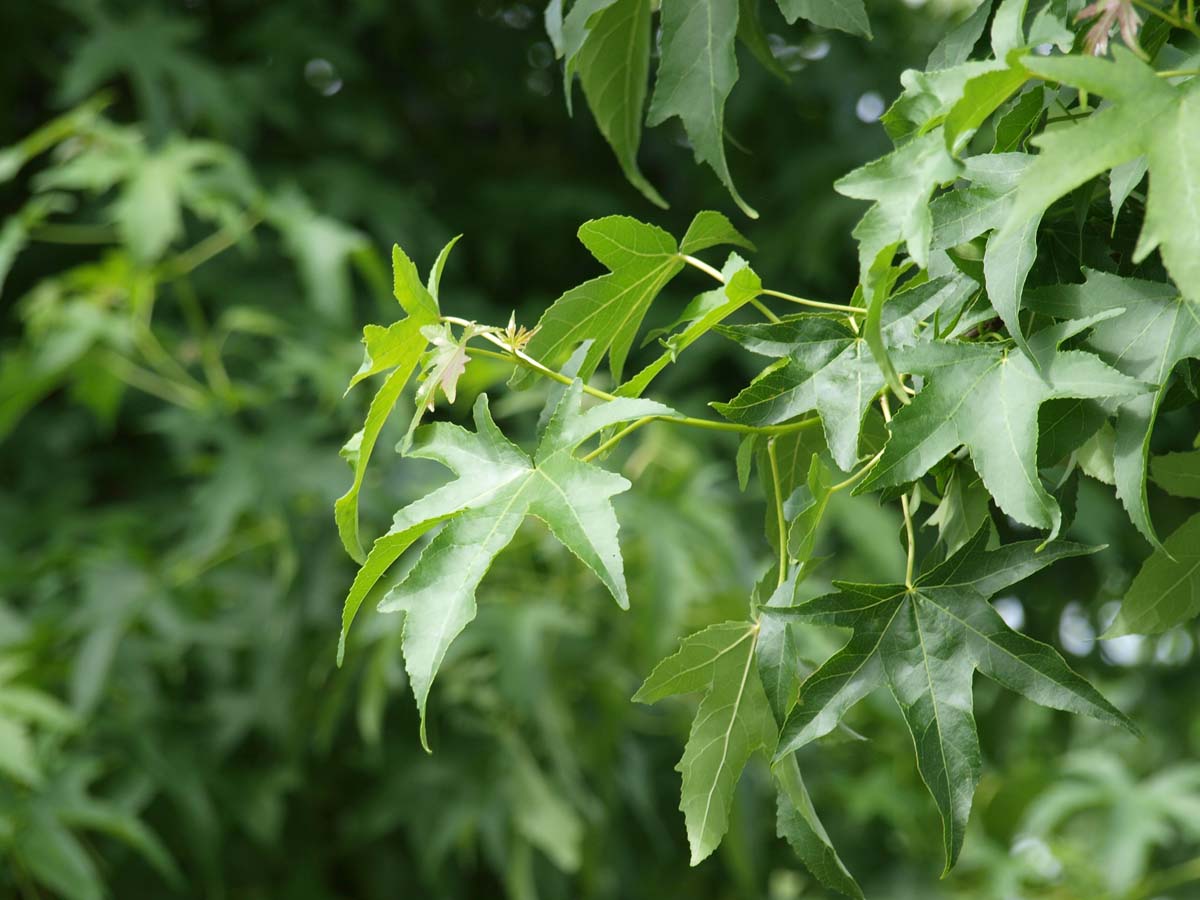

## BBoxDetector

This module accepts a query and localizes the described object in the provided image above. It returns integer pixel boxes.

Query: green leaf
[862,324,1147,537]
[929,152,1037,356]
[837,129,961,399]
[988,0,1028,57]
[992,85,1044,152]
[770,529,1135,870]
[738,0,791,83]
[786,455,835,563]
[634,620,776,864]
[776,0,871,38]
[334,244,442,562]
[1109,156,1147,225]
[943,62,1029,155]
[372,386,674,749]
[715,275,975,470]
[426,233,462,304]
[1151,450,1200,498]
[515,216,685,386]
[679,210,755,255]
[573,0,666,208]
[1027,270,1200,545]
[775,755,864,899]
[1004,49,1200,306]
[927,0,992,70]
[757,569,802,725]
[1106,513,1200,637]
[648,0,757,217]
[925,461,991,557]
[545,0,564,55]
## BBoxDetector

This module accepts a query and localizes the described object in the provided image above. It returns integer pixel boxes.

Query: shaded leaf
[649,0,756,217]
[770,529,1134,870]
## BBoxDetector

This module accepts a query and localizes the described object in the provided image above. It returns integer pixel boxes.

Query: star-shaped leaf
[1002,49,1200,306]
[517,213,751,388]
[516,217,672,385]
[770,529,1136,870]
[340,383,674,748]
[862,321,1147,537]
[1027,270,1200,545]
[714,274,974,470]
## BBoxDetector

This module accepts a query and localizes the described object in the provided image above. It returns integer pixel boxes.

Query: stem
[158,211,262,279]
[99,351,209,410]
[767,437,788,588]
[750,297,781,323]
[682,253,865,315]
[464,342,821,436]
[880,395,916,588]
[175,278,236,404]
[760,288,866,315]
[680,254,725,283]
[1157,68,1200,78]
[580,416,655,463]
[830,450,883,493]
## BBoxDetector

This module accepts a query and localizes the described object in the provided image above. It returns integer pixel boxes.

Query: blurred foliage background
[2,1,1199,898]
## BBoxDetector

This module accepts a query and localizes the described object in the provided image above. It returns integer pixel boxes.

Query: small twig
[767,437,788,588]
[880,395,917,588]
[580,416,656,463]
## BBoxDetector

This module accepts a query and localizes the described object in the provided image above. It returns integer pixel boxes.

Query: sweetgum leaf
[648,0,756,217]
[515,216,685,386]
[360,385,675,748]
[770,529,1135,870]
[678,210,755,255]
[1106,513,1200,637]
[1003,49,1200,306]
[715,274,975,470]
[334,244,441,562]
[776,0,871,38]
[1151,450,1200,498]
[929,152,1040,357]
[775,755,864,899]
[837,129,961,399]
[572,0,665,208]
[633,621,776,864]
[863,322,1146,537]
[1027,270,1200,545]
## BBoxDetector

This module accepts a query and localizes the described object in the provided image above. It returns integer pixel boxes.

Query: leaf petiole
[881,395,917,588]
[680,254,866,316]
[463,338,822,437]
[767,437,788,588]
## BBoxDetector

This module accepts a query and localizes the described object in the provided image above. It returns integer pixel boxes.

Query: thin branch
[830,450,883,493]
[580,416,655,463]
[681,253,865,315]
[157,211,263,279]
[463,336,821,436]
[767,437,788,588]
[880,395,917,588]
[760,288,867,315]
